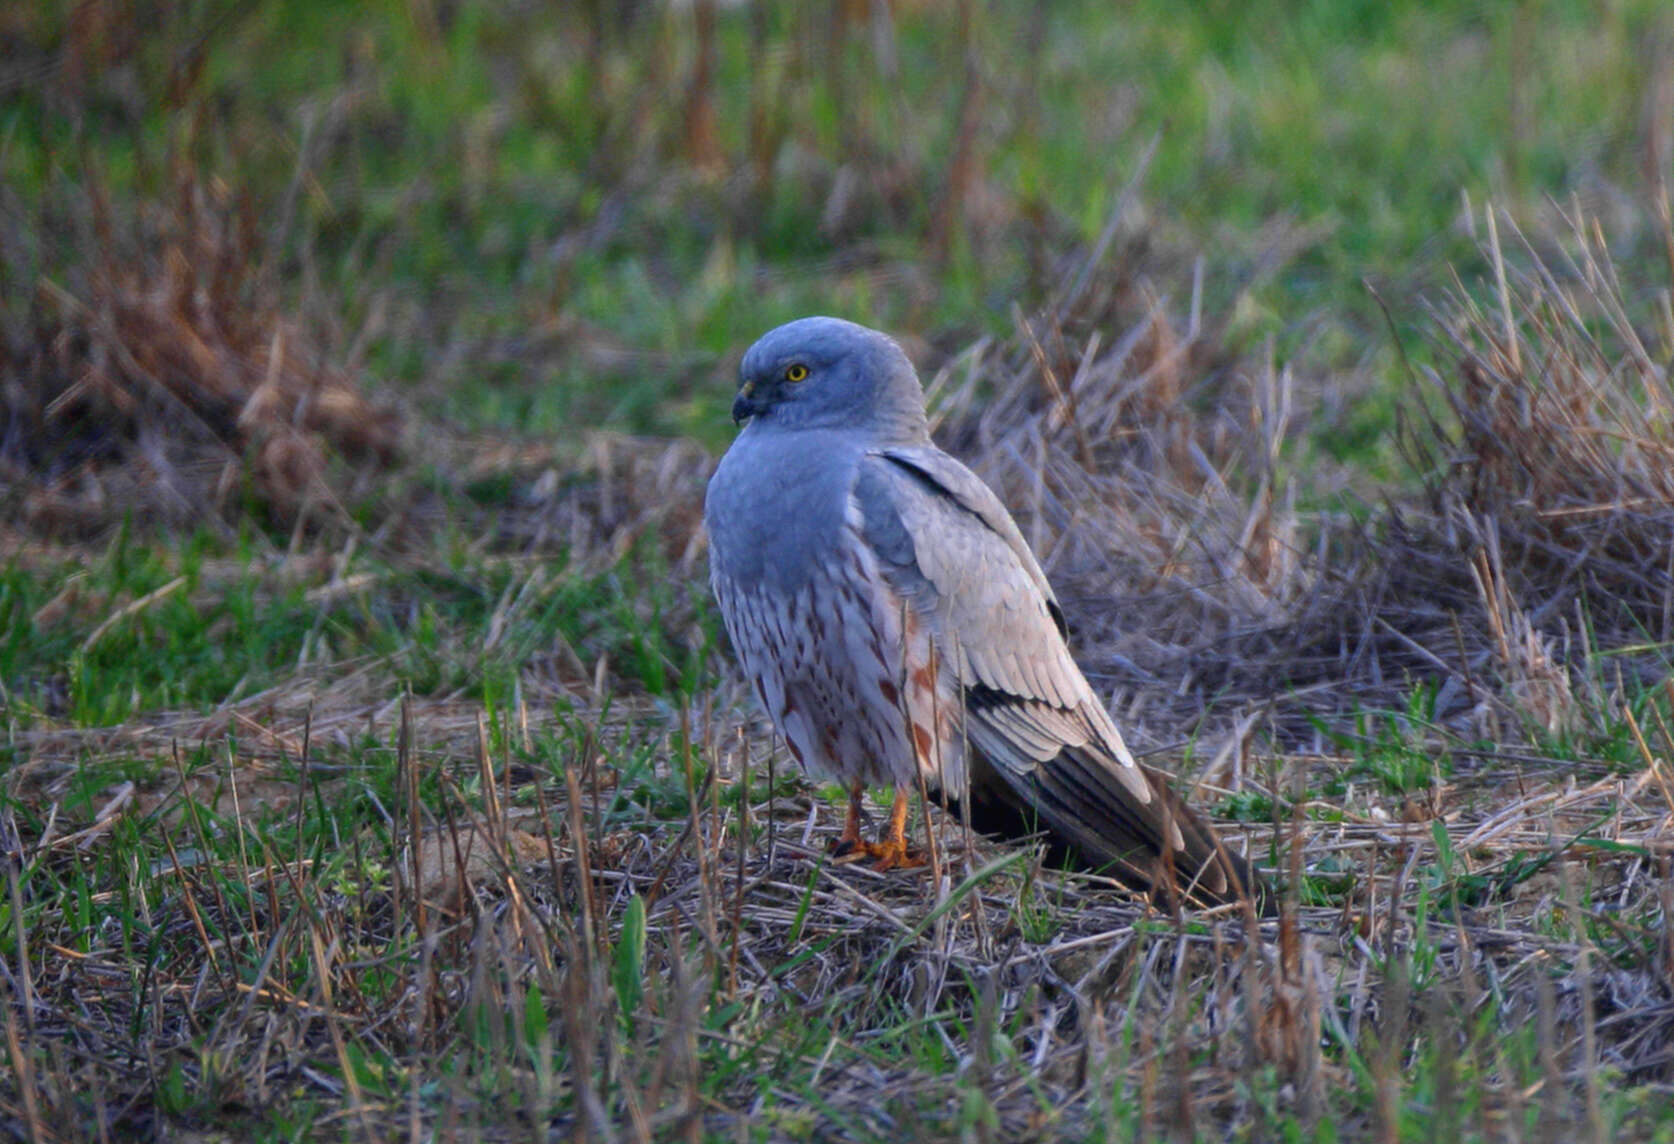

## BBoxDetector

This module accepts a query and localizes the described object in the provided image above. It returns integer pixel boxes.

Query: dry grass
[1,98,401,540]
[4,209,1674,1140]
[0,155,400,540]
[5,75,1674,1140]
[4,680,1672,1140]
[919,202,1674,769]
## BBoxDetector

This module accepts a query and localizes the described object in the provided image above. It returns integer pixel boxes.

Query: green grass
[2,533,316,723]
[7,1,1671,457]
[7,2,1674,1138]
[0,536,715,730]
[6,639,1674,1137]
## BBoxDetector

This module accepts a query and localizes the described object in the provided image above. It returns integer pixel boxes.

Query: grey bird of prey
[704,317,1264,910]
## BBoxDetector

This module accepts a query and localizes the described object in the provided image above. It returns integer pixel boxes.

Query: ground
[2,3,1674,1141]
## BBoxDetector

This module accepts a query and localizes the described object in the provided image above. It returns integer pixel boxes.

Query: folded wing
[854,446,1265,909]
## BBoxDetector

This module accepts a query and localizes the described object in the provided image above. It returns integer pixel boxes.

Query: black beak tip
[730,395,756,425]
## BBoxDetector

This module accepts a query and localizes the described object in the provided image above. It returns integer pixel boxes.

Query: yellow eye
[784,363,809,382]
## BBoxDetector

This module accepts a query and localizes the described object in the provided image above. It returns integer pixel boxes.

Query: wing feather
[853,448,1149,803]
[854,445,1267,909]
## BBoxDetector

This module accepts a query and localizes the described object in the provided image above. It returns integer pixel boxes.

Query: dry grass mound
[1394,210,1674,731]
[0,155,400,539]
[926,206,1674,756]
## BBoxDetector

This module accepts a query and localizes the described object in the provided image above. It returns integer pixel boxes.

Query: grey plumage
[705,316,1264,909]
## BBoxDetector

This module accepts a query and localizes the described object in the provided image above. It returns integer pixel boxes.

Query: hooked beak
[731,380,762,425]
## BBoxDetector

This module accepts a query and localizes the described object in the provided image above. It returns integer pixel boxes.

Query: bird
[704,316,1265,911]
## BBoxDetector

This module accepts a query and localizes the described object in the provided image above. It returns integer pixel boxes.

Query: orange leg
[867,786,920,871]
[831,785,925,871]
[829,780,868,856]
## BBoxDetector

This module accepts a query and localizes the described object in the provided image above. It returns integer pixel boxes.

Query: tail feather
[962,748,1271,913]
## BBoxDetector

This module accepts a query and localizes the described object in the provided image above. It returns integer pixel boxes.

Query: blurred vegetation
[5,0,1672,454]
[5,6,1674,1140]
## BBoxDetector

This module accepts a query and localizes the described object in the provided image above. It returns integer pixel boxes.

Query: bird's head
[730,316,929,441]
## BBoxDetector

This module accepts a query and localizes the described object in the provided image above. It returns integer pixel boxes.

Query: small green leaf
[613,894,647,1027]
[157,1060,189,1114]
[1431,818,1454,877]
[524,982,548,1045]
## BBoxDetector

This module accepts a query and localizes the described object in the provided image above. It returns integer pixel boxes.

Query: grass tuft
[6,3,1674,1138]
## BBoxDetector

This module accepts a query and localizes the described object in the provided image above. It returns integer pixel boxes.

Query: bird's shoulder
[854,445,1140,773]
[854,444,1064,633]
[861,445,1014,534]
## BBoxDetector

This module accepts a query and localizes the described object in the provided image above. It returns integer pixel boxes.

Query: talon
[828,836,861,859]
[864,787,928,872]
[824,783,928,871]
[828,837,926,870]
[867,837,927,872]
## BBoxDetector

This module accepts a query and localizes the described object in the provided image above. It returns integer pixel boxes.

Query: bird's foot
[828,780,870,858]
[829,784,924,870]
[831,836,927,872]
[827,819,869,859]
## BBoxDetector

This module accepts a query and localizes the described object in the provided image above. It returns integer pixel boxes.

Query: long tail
[961,748,1271,913]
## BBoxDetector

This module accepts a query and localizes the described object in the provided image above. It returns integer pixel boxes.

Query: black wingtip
[959,754,1273,915]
